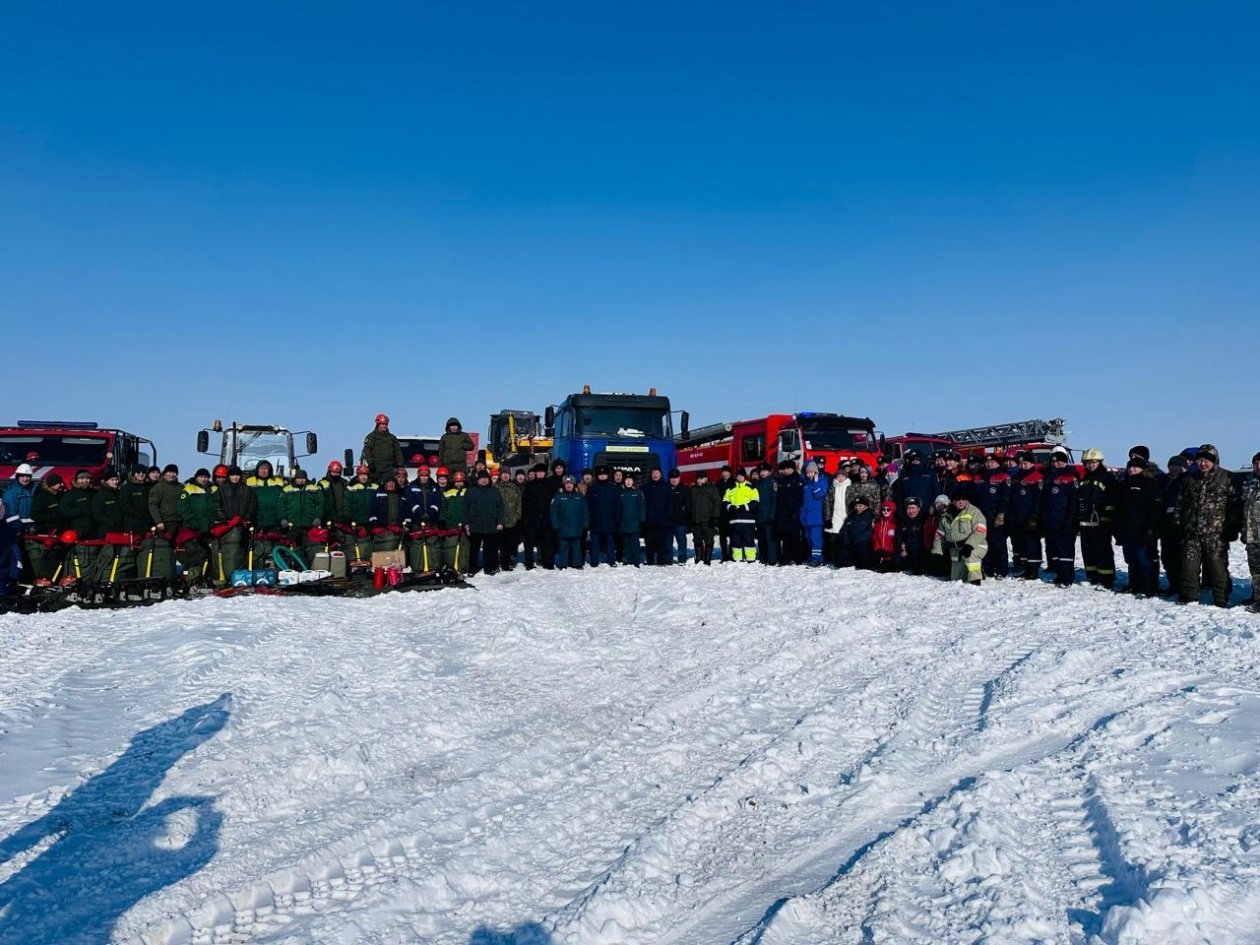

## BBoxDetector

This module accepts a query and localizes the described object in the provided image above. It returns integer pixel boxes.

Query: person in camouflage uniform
[496,469,524,571]
[361,413,404,484]
[1177,443,1241,607]
[1240,450,1260,612]
[689,470,721,565]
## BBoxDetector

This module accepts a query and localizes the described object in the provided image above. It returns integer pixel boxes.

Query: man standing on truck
[362,413,404,484]
[438,418,475,478]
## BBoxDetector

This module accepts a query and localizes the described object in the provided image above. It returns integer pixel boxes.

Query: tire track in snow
[548,582,1036,944]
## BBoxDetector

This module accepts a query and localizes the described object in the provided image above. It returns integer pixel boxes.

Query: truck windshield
[576,407,672,439]
[0,434,109,467]
[799,420,876,452]
[233,432,293,475]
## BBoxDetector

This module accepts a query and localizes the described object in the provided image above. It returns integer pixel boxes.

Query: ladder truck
[886,419,1072,467]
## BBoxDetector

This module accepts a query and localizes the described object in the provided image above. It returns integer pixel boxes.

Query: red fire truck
[0,420,158,483]
[885,419,1075,469]
[674,412,880,484]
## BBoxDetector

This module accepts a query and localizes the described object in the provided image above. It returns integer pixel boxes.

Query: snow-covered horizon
[2,553,1259,945]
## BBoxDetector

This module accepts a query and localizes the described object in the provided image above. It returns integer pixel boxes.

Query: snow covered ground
[2,550,1259,945]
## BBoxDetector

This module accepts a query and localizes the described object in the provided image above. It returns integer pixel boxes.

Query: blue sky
[3,2,1257,471]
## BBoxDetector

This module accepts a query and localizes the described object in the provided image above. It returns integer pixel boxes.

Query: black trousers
[468,533,498,574]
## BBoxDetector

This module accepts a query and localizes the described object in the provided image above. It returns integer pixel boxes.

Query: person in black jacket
[642,468,673,565]
[890,450,940,514]
[668,469,692,564]
[773,461,804,565]
[1041,448,1080,587]
[836,495,876,569]
[895,496,930,575]
[463,469,505,575]
[1159,455,1189,595]
[974,454,1011,578]
[1006,452,1044,579]
[1077,449,1118,588]
[520,464,551,570]
[1114,457,1161,596]
[585,466,618,566]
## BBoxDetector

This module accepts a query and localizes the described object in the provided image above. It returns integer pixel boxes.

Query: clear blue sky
[3,2,1257,471]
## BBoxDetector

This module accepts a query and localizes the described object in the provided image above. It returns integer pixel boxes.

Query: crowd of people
[1,413,1258,613]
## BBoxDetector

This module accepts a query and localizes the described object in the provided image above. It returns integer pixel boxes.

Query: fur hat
[1128,444,1151,462]
[1197,443,1220,465]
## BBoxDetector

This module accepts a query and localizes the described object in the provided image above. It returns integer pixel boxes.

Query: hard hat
[1082,448,1104,462]
[60,530,79,544]
[375,413,389,425]
[1051,447,1070,461]
[356,463,370,475]
[452,470,466,481]
[14,463,34,476]
[411,453,424,463]
[437,466,450,477]
[327,460,343,473]
[213,464,230,478]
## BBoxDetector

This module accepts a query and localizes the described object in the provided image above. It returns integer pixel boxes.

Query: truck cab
[0,421,157,483]
[197,421,316,478]
[547,389,676,479]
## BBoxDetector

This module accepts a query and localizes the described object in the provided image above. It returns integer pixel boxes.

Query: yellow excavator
[484,409,553,476]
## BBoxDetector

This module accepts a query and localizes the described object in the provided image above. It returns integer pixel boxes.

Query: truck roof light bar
[16,420,100,430]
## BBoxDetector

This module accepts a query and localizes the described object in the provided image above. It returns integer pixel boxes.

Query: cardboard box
[370,550,405,570]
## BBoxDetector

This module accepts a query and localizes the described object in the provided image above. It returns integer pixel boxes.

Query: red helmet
[327,460,343,474]
[213,464,230,478]
[411,453,424,463]
[374,413,389,425]
[355,463,370,476]
[437,466,450,477]
[452,470,466,482]
[60,530,79,545]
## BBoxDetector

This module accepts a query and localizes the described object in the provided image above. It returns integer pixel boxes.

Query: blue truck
[544,387,679,479]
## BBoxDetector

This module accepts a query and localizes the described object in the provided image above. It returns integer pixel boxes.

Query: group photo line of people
[2,413,1258,612]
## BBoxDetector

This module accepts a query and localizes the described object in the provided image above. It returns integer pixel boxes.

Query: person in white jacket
[823,465,850,565]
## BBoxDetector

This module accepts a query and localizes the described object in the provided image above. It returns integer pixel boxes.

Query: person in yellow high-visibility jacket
[933,484,989,583]
[722,470,760,562]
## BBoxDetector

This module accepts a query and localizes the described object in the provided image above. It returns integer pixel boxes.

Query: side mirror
[344,448,354,470]
[544,406,555,438]
[196,430,209,454]
[681,411,689,438]
[305,432,318,455]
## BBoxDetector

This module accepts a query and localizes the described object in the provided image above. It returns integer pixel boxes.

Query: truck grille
[594,451,661,478]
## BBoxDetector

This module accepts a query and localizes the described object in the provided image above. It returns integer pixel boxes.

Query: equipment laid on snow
[674,412,880,483]
[0,420,158,484]
[196,420,318,479]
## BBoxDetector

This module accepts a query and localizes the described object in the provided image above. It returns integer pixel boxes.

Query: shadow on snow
[0,694,231,945]
[469,921,557,944]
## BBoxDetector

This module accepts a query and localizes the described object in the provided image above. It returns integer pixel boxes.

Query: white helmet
[14,463,35,476]
[1081,448,1104,463]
